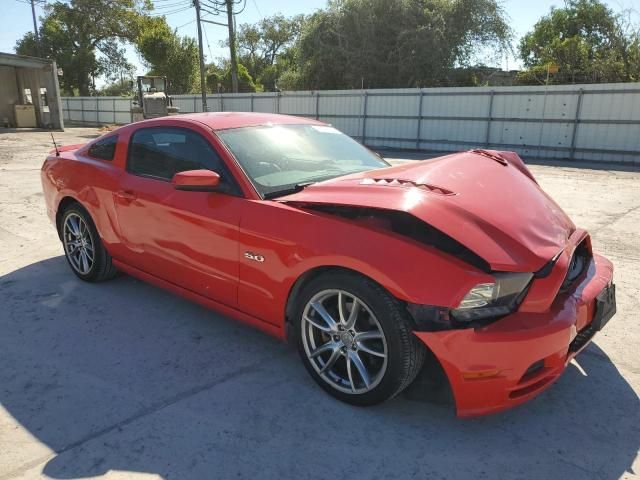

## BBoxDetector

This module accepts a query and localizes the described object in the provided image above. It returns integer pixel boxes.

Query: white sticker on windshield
[311,125,340,134]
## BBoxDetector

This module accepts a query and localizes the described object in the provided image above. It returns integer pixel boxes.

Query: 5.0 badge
[244,251,265,263]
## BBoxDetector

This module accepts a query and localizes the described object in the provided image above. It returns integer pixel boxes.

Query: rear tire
[59,203,117,282]
[293,271,425,406]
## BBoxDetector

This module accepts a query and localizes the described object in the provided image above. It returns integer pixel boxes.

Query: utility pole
[30,0,41,57]
[225,0,239,93]
[193,0,208,111]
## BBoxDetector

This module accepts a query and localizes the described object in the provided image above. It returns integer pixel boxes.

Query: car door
[112,125,244,308]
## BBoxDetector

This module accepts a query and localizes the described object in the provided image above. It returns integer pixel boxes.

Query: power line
[176,17,198,28]
[201,0,245,16]
[176,9,216,29]
[234,0,247,15]
[149,5,192,16]
[251,0,261,18]
[200,7,228,18]
[202,21,214,62]
[200,0,226,14]
[151,0,191,10]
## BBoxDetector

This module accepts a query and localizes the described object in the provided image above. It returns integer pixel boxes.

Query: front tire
[59,204,117,282]
[293,271,425,406]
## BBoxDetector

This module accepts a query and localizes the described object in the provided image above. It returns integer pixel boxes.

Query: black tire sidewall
[293,272,417,406]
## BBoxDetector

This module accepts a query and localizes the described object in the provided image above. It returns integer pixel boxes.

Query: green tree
[235,14,305,90]
[280,0,511,90]
[206,62,261,93]
[15,0,151,96]
[136,17,200,94]
[518,0,640,84]
[98,80,135,97]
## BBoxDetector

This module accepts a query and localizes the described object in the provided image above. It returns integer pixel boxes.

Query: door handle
[115,190,136,201]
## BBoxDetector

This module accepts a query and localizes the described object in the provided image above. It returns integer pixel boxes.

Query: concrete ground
[0,127,638,480]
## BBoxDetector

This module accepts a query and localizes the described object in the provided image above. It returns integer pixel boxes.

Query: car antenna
[50,132,60,157]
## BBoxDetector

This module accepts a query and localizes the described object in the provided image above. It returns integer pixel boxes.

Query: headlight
[456,283,498,309]
[451,272,533,323]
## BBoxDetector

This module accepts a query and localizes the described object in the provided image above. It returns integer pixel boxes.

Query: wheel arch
[284,266,386,339]
[283,264,437,345]
[284,264,453,404]
[55,196,85,240]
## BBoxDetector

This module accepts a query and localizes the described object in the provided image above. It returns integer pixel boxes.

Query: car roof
[154,112,326,131]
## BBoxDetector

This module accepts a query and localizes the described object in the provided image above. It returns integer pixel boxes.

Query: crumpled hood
[279,150,575,272]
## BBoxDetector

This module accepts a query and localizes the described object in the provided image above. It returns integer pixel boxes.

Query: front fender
[237,201,492,328]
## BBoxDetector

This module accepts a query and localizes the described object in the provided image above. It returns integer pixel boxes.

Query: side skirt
[112,259,285,340]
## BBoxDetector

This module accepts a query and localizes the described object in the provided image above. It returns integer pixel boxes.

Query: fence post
[415,89,424,150]
[315,92,320,120]
[221,95,224,112]
[250,93,254,112]
[193,96,197,113]
[569,88,584,161]
[112,98,116,124]
[484,90,495,147]
[80,98,85,124]
[536,85,551,159]
[361,91,368,144]
[276,92,280,113]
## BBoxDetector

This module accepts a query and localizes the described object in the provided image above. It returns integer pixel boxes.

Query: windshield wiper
[263,182,315,200]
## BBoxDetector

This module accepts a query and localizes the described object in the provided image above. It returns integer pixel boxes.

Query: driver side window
[127,127,240,195]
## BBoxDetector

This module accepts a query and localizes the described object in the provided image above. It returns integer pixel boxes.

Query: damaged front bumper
[414,253,615,417]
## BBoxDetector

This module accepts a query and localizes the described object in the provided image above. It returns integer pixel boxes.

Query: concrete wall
[61,83,640,164]
[0,66,19,126]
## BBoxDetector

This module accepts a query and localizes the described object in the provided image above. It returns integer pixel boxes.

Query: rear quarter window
[88,135,118,161]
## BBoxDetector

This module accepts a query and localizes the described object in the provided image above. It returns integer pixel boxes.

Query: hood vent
[360,178,456,196]
[469,149,509,165]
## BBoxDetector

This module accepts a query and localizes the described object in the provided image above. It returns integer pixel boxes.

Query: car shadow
[1,257,638,480]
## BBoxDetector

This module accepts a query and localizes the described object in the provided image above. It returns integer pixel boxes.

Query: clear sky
[2,0,638,82]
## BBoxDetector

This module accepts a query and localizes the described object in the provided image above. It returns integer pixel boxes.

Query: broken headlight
[451,272,533,323]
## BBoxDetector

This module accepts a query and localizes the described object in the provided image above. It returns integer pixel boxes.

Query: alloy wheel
[301,289,388,394]
[63,213,94,275]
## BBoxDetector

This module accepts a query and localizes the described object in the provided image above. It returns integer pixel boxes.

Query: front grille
[145,98,168,116]
[568,324,596,354]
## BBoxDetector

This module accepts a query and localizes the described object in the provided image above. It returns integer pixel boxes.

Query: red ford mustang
[41,112,616,417]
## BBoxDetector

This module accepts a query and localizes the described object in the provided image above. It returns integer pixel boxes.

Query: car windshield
[216,124,389,198]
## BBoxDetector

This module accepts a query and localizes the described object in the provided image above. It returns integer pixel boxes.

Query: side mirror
[172,170,221,192]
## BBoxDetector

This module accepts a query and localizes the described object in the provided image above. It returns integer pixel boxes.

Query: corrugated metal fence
[62,83,640,164]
